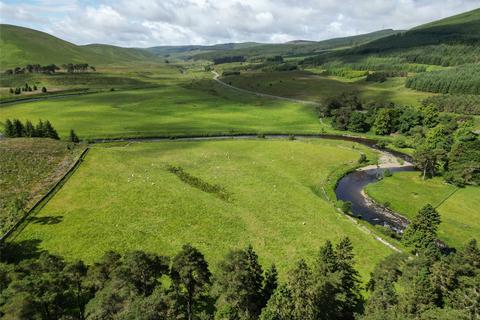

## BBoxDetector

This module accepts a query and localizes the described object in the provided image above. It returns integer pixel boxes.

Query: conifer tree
[44,120,59,140]
[3,119,15,137]
[35,120,45,137]
[24,121,35,137]
[215,245,265,320]
[12,119,24,137]
[69,129,80,143]
[402,204,441,251]
[171,244,212,320]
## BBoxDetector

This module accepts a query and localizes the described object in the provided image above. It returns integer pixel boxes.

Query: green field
[223,70,433,106]
[13,139,392,278]
[0,80,322,139]
[365,171,480,247]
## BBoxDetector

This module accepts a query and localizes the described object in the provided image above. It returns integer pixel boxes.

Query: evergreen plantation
[406,64,480,95]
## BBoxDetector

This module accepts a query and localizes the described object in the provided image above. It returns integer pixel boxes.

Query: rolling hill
[302,8,480,67]
[190,29,402,61]
[353,8,480,54]
[0,24,159,68]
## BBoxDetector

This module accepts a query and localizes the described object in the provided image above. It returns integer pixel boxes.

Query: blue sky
[0,0,479,47]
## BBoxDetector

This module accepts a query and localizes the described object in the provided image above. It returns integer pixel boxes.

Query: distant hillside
[354,8,480,54]
[147,42,264,59]
[190,29,402,61]
[0,24,158,68]
[303,8,480,67]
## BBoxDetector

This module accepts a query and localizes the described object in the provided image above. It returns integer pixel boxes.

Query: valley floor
[12,138,391,278]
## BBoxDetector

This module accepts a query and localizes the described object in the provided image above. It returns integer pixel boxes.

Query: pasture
[0,79,322,139]
[13,139,392,278]
[365,171,480,247]
[223,70,433,106]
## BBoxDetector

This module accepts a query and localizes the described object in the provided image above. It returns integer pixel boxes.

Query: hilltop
[0,24,159,68]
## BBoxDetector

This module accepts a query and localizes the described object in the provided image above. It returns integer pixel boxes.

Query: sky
[0,0,479,47]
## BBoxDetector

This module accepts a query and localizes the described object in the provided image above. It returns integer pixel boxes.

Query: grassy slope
[353,8,480,53]
[365,172,479,247]
[13,139,391,278]
[0,79,321,139]
[0,138,83,234]
[0,62,187,99]
[0,24,158,68]
[224,70,432,106]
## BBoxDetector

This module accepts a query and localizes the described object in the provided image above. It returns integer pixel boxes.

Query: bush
[358,153,368,164]
[383,169,393,177]
[376,140,387,149]
[338,200,353,213]
[41,86,47,93]
[393,138,408,148]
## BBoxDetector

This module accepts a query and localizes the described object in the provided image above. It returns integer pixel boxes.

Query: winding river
[335,161,415,232]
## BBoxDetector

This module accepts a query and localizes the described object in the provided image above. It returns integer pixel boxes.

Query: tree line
[213,56,246,65]
[3,119,59,140]
[422,94,480,115]
[397,44,480,67]
[319,92,480,186]
[9,83,47,95]
[2,119,80,143]
[405,64,480,95]
[0,212,478,320]
[4,63,95,75]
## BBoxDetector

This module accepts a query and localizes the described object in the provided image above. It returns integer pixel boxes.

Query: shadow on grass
[30,215,64,225]
[0,239,45,263]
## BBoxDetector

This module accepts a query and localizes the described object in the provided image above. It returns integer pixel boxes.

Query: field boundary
[0,147,90,242]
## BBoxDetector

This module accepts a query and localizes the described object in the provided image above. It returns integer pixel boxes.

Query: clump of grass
[167,165,231,201]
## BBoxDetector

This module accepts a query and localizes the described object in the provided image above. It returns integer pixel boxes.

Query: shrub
[358,153,367,164]
[338,200,353,213]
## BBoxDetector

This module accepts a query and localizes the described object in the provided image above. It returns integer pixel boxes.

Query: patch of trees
[213,56,246,65]
[5,64,60,75]
[412,115,480,185]
[366,71,407,82]
[311,57,426,74]
[406,64,480,95]
[222,71,241,76]
[321,67,368,79]
[265,56,284,63]
[318,93,480,185]
[422,94,480,115]
[398,44,480,66]
[3,119,59,139]
[1,233,479,319]
[8,83,42,95]
[271,63,298,72]
[4,63,95,75]
[61,63,95,73]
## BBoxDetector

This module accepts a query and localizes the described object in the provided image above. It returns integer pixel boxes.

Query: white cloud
[1,0,479,47]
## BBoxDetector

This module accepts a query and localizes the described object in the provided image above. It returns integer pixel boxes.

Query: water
[336,166,415,232]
